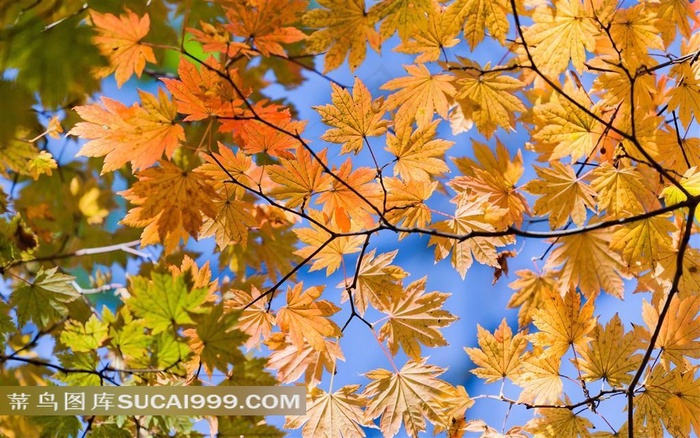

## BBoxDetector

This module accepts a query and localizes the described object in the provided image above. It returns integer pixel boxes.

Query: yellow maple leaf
[610,214,677,272]
[531,78,602,161]
[294,211,365,275]
[381,63,456,127]
[375,0,437,40]
[451,139,528,228]
[119,160,217,253]
[363,359,460,438]
[339,249,407,315]
[526,401,594,438]
[576,314,643,386]
[265,333,343,385]
[546,228,627,299]
[89,8,156,87]
[444,0,509,49]
[315,77,390,155]
[669,64,700,130]
[514,348,563,405]
[640,295,700,371]
[530,289,596,359]
[394,7,460,63]
[304,0,381,72]
[608,4,664,71]
[226,286,275,350]
[465,318,527,383]
[429,194,513,279]
[285,385,376,438]
[454,62,525,138]
[590,162,656,219]
[524,161,596,229]
[661,166,700,222]
[384,177,436,231]
[523,0,597,76]
[276,283,341,353]
[378,277,458,359]
[386,118,453,182]
[508,269,558,329]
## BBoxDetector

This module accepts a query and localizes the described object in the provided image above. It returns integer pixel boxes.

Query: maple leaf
[524,162,596,229]
[590,162,655,219]
[315,77,390,155]
[304,0,381,72]
[184,304,247,377]
[429,194,513,279]
[523,0,597,76]
[223,0,307,57]
[640,295,700,371]
[610,214,676,272]
[285,385,376,438]
[381,63,456,127]
[161,57,243,122]
[444,0,509,49]
[576,314,642,386]
[513,348,563,405]
[59,315,108,353]
[340,249,408,315]
[126,272,209,335]
[10,268,79,329]
[119,160,218,253]
[384,178,436,231]
[226,286,275,350]
[669,57,700,130]
[465,319,527,383]
[266,333,344,386]
[452,60,525,138]
[374,0,436,40]
[526,402,593,438]
[363,359,459,438]
[531,78,602,161]
[89,8,156,87]
[507,269,558,329]
[545,228,627,299]
[530,289,596,359]
[451,140,528,228]
[70,89,185,173]
[662,167,700,223]
[294,212,365,274]
[314,160,382,231]
[394,7,460,63]
[609,4,664,71]
[386,119,453,182]
[378,277,458,360]
[276,283,342,352]
[267,146,332,208]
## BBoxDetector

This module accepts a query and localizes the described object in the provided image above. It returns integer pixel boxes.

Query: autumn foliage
[0,0,699,437]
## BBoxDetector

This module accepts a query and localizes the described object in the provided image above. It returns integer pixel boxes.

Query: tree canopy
[0,0,699,437]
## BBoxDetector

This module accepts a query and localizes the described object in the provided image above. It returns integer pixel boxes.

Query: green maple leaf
[31,415,82,438]
[126,272,209,334]
[185,304,247,376]
[59,314,108,353]
[56,351,101,386]
[11,267,79,329]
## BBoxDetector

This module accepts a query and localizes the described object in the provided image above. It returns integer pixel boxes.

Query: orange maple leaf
[224,0,307,57]
[276,283,342,353]
[70,89,185,173]
[89,8,156,87]
[119,160,217,253]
